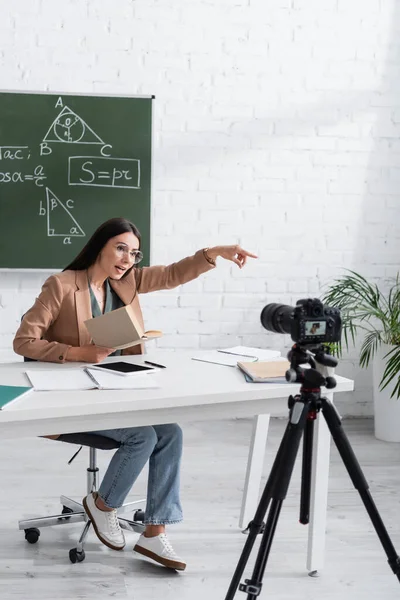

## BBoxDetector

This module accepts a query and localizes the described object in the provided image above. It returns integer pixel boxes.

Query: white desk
[0,351,354,573]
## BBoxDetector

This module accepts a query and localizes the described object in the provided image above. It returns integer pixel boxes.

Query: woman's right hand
[66,345,115,363]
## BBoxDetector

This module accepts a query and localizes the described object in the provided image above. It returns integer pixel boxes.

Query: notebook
[242,372,288,384]
[237,358,290,383]
[25,369,159,391]
[0,385,33,409]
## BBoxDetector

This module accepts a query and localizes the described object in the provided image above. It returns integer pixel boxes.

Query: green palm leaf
[322,270,400,399]
[380,346,400,399]
[360,331,382,369]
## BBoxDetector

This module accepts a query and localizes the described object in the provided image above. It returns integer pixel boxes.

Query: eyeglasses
[115,245,143,264]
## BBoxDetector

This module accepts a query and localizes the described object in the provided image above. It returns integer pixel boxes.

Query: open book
[25,369,159,391]
[84,305,162,350]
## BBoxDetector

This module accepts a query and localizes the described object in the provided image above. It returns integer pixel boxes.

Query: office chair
[20,357,146,563]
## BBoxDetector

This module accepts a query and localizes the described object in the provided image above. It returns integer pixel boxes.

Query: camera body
[260,298,342,346]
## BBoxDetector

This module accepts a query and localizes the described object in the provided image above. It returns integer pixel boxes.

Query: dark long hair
[63,217,141,278]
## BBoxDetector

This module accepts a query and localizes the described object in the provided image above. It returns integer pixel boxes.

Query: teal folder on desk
[0,385,33,409]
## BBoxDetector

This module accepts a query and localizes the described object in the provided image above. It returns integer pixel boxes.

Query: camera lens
[260,303,294,334]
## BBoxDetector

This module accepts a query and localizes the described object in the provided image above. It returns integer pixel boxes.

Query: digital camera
[260,298,342,346]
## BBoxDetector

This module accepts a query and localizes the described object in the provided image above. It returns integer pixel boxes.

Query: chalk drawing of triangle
[46,188,86,237]
[43,105,105,144]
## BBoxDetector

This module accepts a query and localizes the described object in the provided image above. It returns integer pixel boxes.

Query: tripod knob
[286,368,297,383]
[288,394,301,410]
[325,376,337,389]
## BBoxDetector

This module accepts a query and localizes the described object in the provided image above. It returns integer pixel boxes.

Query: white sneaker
[133,533,186,571]
[82,492,125,551]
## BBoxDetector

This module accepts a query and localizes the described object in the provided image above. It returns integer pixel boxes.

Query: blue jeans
[90,423,183,525]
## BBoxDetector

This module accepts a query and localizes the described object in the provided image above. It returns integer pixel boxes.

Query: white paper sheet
[26,369,94,391]
[218,346,281,360]
[26,369,159,391]
[191,351,258,367]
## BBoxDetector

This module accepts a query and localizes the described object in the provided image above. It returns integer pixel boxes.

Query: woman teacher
[13,217,257,571]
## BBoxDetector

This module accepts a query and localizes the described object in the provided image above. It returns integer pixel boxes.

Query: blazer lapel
[109,276,136,306]
[75,271,92,346]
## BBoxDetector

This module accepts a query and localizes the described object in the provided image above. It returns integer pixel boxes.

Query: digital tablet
[89,362,155,376]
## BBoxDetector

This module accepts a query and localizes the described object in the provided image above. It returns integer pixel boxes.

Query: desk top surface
[0,351,354,438]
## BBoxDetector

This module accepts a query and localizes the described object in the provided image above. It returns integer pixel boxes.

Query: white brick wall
[1,0,400,416]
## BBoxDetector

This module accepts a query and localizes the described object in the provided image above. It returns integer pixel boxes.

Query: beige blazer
[13,250,215,363]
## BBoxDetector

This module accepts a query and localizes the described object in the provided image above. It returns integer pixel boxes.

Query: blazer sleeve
[13,275,72,363]
[133,249,215,294]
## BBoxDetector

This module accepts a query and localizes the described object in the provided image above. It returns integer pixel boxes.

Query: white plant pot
[372,344,400,442]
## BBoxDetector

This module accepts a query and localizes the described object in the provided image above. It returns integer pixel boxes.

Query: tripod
[225,344,400,600]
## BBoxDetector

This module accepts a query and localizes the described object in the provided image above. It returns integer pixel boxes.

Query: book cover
[0,385,33,409]
[237,359,290,383]
[84,305,162,350]
[242,372,288,384]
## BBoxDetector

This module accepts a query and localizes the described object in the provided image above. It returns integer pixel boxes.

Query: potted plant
[323,271,400,442]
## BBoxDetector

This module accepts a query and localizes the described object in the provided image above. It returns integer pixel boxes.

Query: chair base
[19,495,146,533]
[18,446,146,562]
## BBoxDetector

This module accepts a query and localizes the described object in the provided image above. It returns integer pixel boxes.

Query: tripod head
[285,343,337,392]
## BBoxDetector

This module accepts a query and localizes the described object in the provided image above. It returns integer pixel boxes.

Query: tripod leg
[225,398,311,600]
[240,499,284,600]
[225,425,291,600]
[321,398,400,581]
[299,415,315,525]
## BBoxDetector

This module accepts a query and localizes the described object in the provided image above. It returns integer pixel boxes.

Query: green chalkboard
[0,91,153,269]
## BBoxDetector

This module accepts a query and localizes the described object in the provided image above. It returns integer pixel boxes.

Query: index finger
[238,247,258,258]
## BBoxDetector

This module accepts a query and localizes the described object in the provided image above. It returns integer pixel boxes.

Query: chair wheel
[59,506,74,521]
[24,528,40,544]
[134,509,145,522]
[69,548,85,563]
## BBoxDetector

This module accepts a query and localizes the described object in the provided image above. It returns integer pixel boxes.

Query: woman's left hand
[207,245,258,269]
